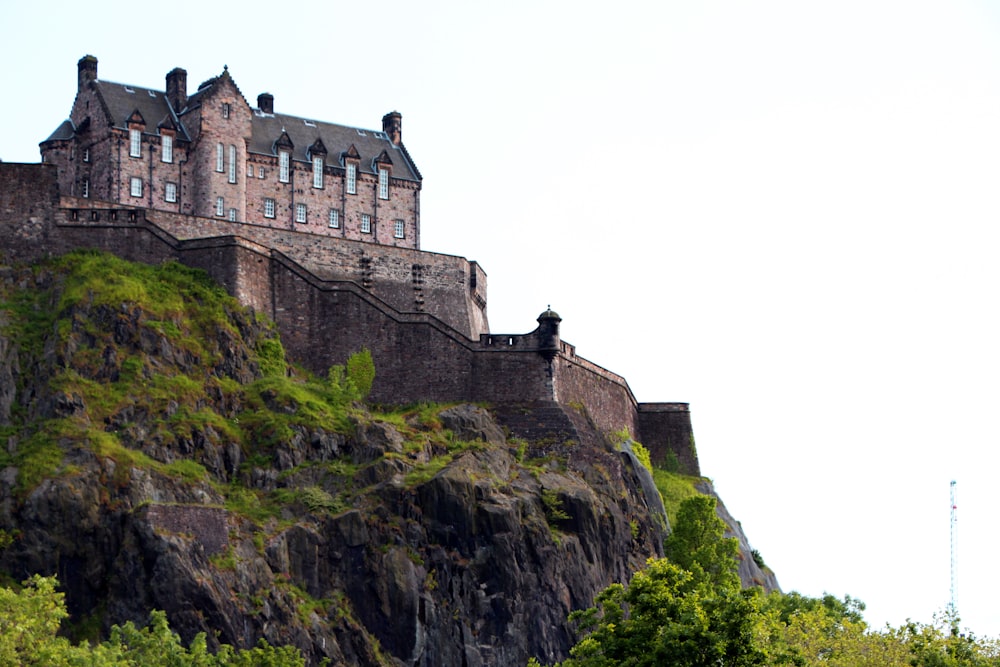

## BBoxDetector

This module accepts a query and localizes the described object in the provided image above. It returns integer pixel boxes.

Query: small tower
[537,307,562,360]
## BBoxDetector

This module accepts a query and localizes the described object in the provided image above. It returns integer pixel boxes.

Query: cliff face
[0,252,692,666]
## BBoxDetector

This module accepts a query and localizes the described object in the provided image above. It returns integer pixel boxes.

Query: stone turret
[537,307,561,360]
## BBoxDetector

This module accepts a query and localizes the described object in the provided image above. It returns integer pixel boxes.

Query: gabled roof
[91,79,192,142]
[248,110,420,182]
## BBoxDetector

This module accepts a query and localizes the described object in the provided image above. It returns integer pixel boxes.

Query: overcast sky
[4,0,1000,637]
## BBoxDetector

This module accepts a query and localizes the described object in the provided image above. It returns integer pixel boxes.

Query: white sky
[4,0,1000,638]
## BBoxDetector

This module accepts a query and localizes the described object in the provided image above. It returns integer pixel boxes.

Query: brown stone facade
[0,162,698,476]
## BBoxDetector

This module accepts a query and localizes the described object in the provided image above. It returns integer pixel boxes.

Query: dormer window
[279,151,290,183]
[129,129,141,158]
[162,135,173,163]
[346,162,357,194]
[216,143,224,172]
[313,156,324,189]
[378,168,389,200]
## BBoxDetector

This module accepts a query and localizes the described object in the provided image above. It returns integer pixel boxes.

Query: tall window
[228,208,237,222]
[222,103,231,118]
[346,163,357,194]
[279,151,290,183]
[130,177,142,197]
[394,220,405,239]
[162,135,173,163]
[295,203,307,223]
[82,179,89,198]
[216,143,224,172]
[228,145,237,183]
[378,168,389,200]
[361,214,371,233]
[216,196,224,216]
[328,209,340,228]
[83,148,90,163]
[313,156,324,189]
[258,166,265,179]
[165,182,177,203]
[129,129,141,158]
[264,198,275,218]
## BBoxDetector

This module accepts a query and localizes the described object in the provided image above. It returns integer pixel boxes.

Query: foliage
[663,495,740,591]
[631,441,653,475]
[650,467,703,528]
[0,575,310,665]
[345,347,375,399]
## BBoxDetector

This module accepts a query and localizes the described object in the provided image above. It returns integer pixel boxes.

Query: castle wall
[637,403,700,476]
[553,349,640,440]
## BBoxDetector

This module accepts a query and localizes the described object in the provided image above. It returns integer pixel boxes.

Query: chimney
[77,55,98,92]
[258,93,274,114]
[382,111,402,145]
[166,67,188,111]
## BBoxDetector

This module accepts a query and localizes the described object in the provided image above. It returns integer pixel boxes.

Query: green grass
[652,468,707,528]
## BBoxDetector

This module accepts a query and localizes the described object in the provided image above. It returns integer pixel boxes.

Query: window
[216,196,224,216]
[279,151,289,183]
[247,164,253,178]
[264,198,275,218]
[228,208,237,222]
[222,103,230,118]
[216,143,224,172]
[379,168,389,200]
[129,129,141,157]
[346,162,356,194]
[228,145,236,183]
[313,156,324,188]
[83,148,90,163]
[130,177,142,197]
[295,203,307,223]
[258,166,265,179]
[165,182,177,203]
[361,214,371,233]
[394,220,405,238]
[328,209,340,228]
[82,179,89,198]
[162,135,173,163]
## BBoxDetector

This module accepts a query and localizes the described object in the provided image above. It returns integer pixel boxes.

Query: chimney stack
[166,67,188,111]
[382,111,402,145]
[258,93,274,114]
[77,55,98,92]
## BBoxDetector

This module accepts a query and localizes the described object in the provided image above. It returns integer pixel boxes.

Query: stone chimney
[258,93,274,114]
[77,55,98,92]
[166,67,188,111]
[536,308,562,360]
[382,111,402,145]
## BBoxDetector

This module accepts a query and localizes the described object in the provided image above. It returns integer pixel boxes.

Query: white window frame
[279,151,290,183]
[129,129,141,158]
[216,196,224,216]
[264,198,275,218]
[82,178,89,198]
[165,182,177,203]
[130,177,142,197]
[346,162,357,194]
[328,209,339,228]
[162,135,173,163]
[313,156,324,189]
[228,145,237,183]
[394,219,405,239]
[216,143,224,172]
[83,148,90,163]
[228,208,237,222]
[247,164,253,178]
[295,203,307,223]
[361,213,371,234]
[379,168,389,200]
[258,166,265,179]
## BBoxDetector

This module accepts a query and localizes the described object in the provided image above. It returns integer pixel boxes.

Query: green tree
[663,494,740,591]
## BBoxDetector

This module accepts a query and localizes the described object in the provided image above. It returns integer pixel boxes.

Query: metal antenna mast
[950,480,958,617]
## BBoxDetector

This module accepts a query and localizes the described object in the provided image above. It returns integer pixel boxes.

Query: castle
[2,56,698,475]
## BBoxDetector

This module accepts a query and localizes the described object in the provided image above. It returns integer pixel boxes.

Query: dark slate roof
[248,110,421,182]
[43,119,76,143]
[92,80,191,141]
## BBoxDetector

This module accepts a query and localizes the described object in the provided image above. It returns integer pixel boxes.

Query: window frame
[164,182,177,203]
[346,162,357,194]
[228,208,237,222]
[328,209,340,228]
[279,151,290,183]
[216,196,225,217]
[228,145,237,183]
[82,178,89,198]
[162,135,173,163]
[216,143,224,172]
[295,203,307,223]
[264,198,276,219]
[130,177,142,197]
[129,129,141,158]
[361,213,372,234]
[394,219,405,239]
[378,168,389,200]
[313,156,324,189]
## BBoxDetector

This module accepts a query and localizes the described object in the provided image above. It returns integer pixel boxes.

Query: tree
[663,494,740,591]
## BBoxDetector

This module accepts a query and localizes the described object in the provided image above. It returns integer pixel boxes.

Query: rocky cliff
[0,251,775,666]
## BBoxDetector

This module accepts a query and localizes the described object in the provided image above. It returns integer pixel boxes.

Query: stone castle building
[2,56,698,476]
[41,56,420,249]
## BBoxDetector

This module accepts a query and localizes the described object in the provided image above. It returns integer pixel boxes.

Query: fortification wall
[0,163,698,475]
